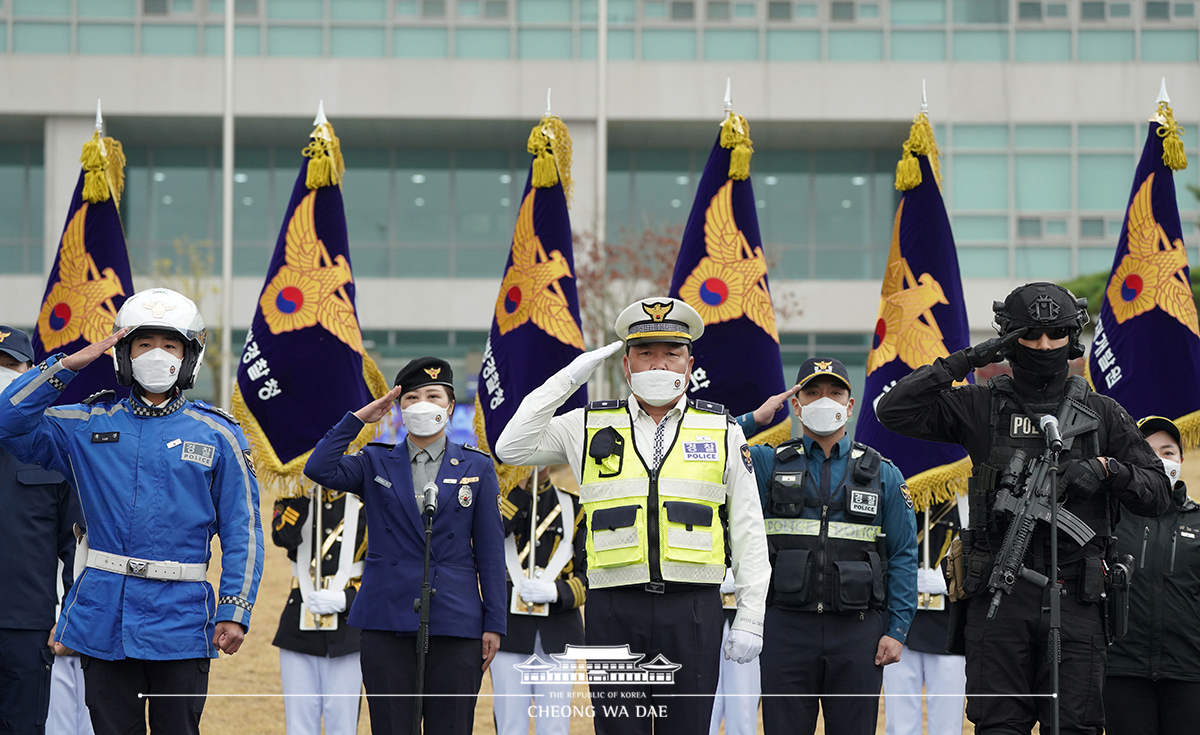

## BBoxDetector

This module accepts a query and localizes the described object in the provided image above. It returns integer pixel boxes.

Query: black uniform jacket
[498,477,586,655]
[907,500,962,655]
[271,489,366,658]
[1108,481,1200,682]
[0,446,80,630]
[876,353,1170,567]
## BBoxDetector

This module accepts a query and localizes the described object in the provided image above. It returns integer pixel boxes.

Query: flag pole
[595,0,608,248]
[219,0,235,407]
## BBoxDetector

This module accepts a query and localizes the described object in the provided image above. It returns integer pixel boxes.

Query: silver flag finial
[921,80,928,114]
[313,100,329,126]
[1157,77,1170,105]
[546,87,552,117]
[724,77,733,112]
[94,99,103,132]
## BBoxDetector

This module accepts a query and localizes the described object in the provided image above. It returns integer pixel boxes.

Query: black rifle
[414,483,438,735]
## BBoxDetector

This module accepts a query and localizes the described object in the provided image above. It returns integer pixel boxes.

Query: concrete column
[566,118,598,240]
[43,116,95,276]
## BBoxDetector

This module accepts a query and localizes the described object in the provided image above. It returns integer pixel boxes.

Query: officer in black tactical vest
[876,282,1171,735]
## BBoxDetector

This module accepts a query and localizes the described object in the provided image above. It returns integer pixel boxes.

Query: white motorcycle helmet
[112,288,206,391]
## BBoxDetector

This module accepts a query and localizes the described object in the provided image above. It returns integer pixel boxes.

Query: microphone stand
[414,485,437,735]
[1041,416,1063,735]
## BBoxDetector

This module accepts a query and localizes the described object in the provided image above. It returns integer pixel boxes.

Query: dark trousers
[0,629,53,735]
[583,586,723,735]
[80,655,209,735]
[1102,676,1200,735]
[359,630,482,735]
[964,581,1105,735]
[759,607,886,735]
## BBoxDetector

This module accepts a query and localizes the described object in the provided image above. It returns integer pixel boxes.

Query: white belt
[86,549,207,582]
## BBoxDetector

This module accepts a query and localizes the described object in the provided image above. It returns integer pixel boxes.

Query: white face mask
[800,396,850,436]
[0,365,22,394]
[402,401,449,437]
[628,369,687,407]
[1161,457,1182,485]
[131,348,182,394]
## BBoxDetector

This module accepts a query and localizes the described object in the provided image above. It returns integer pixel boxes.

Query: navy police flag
[1089,95,1200,445]
[232,117,387,497]
[474,114,587,493]
[855,112,972,512]
[668,108,790,445]
[33,130,132,405]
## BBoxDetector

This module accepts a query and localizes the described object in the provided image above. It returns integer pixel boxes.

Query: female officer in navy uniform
[305,357,506,735]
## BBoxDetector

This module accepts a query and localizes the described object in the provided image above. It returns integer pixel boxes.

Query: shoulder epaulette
[463,444,491,457]
[82,390,115,406]
[689,398,726,415]
[558,483,580,497]
[587,399,626,410]
[194,401,240,425]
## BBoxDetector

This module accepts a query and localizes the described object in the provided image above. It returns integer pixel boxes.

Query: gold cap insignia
[142,299,177,320]
[642,302,674,323]
[814,360,833,373]
[424,367,441,379]
[0,331,9,342]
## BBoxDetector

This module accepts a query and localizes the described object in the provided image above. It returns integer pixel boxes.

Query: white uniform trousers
[709,618,761,735]
[279,648,363,735]
[491,633,573,735]
[882,644,966,735]
[46,654,93,735]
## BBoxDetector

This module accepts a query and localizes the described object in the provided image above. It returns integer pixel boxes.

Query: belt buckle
[645,581,665,594]
[126,560,148,577]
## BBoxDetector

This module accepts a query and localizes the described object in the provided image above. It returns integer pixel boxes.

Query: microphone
[422,483,438,516]
[1040,415,1063,453]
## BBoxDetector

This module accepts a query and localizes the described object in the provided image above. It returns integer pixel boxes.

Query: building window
[670,0,695,19]
[707,1,731,20]
[1080,1,1105,18]
[768,1,792,19]
[830,1,855,19]
[1145,0,1170,17]
[1017,1,1042,19]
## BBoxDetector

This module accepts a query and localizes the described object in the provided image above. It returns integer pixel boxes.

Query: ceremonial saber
[528,466,539,587]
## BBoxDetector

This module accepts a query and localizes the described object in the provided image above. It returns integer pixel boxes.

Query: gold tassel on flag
[1154,101,1188,172]
[527,114,574,203]
[894,112,942,192]
[472,394,534,495]
[80,131,126,207]
[303,121,346,190]
[720,111,753,181]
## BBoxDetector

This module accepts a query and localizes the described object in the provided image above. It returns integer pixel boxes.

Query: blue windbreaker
[0,356,264,660]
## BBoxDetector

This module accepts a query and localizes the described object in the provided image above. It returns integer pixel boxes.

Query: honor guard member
[0,326,83,735]
[270,484,368,735]
[876,282,1170,735]
[882,497,968,735]
[1103,417,1200,735]
[0,288,265,735]
[738,358,917,735]
[490,467,586,735]
[707,567,762,735]
[494,297,771,735]
[304,357,506,735]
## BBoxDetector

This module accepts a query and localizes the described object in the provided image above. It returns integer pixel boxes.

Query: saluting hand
[354,385,403,424]
[753,385,802,427]
[60,328,128,372]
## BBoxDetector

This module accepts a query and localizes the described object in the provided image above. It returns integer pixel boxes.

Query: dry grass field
[193,452,1200,734]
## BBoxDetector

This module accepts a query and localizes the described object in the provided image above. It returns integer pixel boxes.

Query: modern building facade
[1,0,1197,404]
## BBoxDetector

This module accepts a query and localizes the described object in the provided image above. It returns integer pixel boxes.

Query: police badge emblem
[458,486,473,507]
[741,444,753,474]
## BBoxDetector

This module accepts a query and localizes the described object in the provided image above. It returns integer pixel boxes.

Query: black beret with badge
[0,326,34,364]
[394,356,454,395]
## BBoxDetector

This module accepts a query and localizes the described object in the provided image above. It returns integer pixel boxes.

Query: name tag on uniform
[91,432,119,443]
[1183,529,1197,539]
[181,441,215,467]
[682,437,719,462]
[849,490,879,516]
[374,476,392,488]
[1010,414,1043,438]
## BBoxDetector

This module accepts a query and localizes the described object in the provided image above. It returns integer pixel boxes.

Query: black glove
[1059,458,1106,499]
[963,329,1027,369]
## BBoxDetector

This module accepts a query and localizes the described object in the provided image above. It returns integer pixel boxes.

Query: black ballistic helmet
[992,282,1090,359]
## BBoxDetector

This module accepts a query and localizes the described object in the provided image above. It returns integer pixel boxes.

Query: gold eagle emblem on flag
[867,199,951,376]
[1106,173,1200,337]
[678,180,779,343]
[493,190,585,350]
[36,203,125,353]
[260,190,364,354]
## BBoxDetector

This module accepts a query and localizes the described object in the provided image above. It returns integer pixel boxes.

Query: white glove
[519,578,559,604]
[719,568,736,595]
[306,588,347,615]
[917,567,948,595]
[723,629,763,665]
[565,341,623,386]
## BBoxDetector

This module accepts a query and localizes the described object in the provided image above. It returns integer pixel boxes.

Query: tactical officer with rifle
[876,282,1170,735]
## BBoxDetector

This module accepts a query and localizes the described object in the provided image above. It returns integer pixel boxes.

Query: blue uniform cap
[0,326,34,364]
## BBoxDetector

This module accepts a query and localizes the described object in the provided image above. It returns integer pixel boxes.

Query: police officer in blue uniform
[305,357,506,735]
[0,288,264,735]
[0,326,83,735]
[739,357,918,735]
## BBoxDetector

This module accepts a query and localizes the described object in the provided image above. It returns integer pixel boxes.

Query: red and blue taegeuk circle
[504,286,522,314]
[48,303,72,332]
[872,318,887,350]
[276,286,305,314]
[699,278,728,306]
[1120,274,1143,303]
